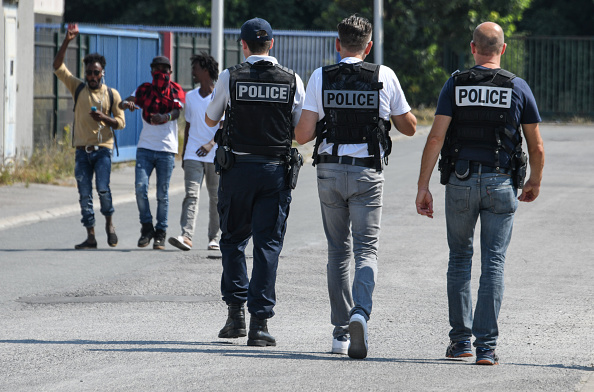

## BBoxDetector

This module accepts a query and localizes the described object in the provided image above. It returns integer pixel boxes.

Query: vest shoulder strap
[228,62,249,73]
[274,63,294,76]
[454,68,516,86]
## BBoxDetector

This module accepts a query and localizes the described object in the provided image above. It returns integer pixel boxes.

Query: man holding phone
[53,23,126,249]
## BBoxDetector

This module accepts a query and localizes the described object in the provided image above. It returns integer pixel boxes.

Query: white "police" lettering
[236,82,290,103]
[323,90,379,109]
[455,86,512,108]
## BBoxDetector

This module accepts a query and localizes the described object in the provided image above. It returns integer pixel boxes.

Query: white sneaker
[332,335,349,355]
[168,236,192,251]
[208,239,220,250]
[348,314,368,359]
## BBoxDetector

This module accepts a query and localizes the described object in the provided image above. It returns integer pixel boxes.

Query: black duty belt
[470,163,512,175]
[234,154,285,164]
[317,155,375,168]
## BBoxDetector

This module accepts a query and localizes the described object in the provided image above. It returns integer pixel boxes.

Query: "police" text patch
[455,86,513,108]
[323,90,379,109]
[236,82,291,103]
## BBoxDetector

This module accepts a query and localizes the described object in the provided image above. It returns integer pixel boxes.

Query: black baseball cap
[239,17,273,42]
[150,56,171,69]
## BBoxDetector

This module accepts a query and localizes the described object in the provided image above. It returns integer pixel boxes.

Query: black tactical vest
[221,60,296,157]
[441,67,522,170]
[314,62,391,171]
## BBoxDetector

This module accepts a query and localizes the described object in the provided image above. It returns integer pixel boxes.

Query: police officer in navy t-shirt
[415,22,545,365]
[205,17,305,347]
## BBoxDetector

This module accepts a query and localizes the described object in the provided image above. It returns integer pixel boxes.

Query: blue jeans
[135,148,175,231]
[316,163,383,338]
[445,169,518,349]
[218,162,291,320]
[74,147,114,227]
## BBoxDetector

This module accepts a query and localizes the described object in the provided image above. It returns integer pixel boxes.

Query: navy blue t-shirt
[435,66,541,166]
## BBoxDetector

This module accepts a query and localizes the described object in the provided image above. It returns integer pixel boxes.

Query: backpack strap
[73,82,85,112]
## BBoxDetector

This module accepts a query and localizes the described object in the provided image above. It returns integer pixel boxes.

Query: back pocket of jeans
[446,183,471,213]
[487,184,518,214]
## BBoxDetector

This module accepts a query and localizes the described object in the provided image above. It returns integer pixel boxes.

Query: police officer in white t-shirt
[295,15,417,359]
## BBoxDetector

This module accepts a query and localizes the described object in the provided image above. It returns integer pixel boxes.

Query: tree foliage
[517,0,594,36]
[64,0,533,105]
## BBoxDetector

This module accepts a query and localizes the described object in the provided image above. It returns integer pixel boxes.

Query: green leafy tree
[518,0,594,35]
[63,0,531,105]
[64,0,211,26]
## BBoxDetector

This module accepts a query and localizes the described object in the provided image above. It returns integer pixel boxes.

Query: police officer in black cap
[205,17,305,347]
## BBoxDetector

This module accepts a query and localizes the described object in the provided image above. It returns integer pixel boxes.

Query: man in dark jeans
[205,18,304,346]
[53,23,126,249]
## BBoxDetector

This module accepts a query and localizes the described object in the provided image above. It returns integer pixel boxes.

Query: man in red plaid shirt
[120,56,186,250]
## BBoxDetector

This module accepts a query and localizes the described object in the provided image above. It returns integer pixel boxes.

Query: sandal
[75,239,97,250]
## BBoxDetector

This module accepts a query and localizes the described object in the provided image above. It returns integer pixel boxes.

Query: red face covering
[134,70,185,124]
[151,70,170,95]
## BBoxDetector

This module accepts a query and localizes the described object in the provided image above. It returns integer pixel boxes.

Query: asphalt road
[0,124,592,391]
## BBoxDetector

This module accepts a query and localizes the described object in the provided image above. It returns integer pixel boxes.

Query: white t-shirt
[183,88,220,162]
[132,89,184,154]
[303,57,412,158]
[206,55,305,128]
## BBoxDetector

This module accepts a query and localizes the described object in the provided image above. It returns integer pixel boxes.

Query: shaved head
[472,22,505,56]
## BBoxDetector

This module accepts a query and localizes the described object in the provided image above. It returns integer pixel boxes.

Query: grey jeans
[316,163,384,338]
[180,159,220,242]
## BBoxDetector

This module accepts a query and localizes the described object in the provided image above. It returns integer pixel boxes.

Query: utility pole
[374,0,384,65]
[211,0,224,72]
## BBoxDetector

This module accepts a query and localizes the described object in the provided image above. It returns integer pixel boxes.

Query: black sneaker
[153,229,166,250]
[446,340,473,358]
[138,223,154,248]
[476,347,499,365]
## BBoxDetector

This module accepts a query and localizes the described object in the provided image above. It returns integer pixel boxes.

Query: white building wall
[1,0,35,165]
[34,0,64,15]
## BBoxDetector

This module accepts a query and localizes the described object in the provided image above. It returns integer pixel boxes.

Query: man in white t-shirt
[120,56,186,250]
[169,53,221,251]
[295,15,417,359]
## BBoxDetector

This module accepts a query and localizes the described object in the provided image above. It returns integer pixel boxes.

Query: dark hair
[83,53,106,70]
[337,15,372,54]
[245,39,272,55]
[190,52,219,80]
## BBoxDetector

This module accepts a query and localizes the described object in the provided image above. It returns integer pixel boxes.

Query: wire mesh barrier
[35,25,594,161]
[444,36,594,119]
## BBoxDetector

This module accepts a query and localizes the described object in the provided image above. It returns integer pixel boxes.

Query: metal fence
[117,26,338,90]
[34,25,161,162]
[444,36,594,119]
[36,26,593,162]
[34,25,337,162]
